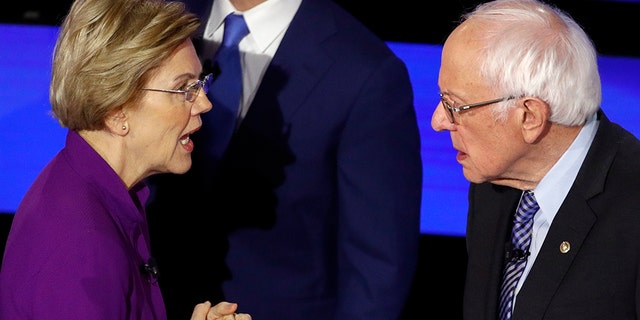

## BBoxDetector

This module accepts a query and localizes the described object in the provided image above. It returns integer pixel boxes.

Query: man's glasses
[439,93,514,124]
[143,73,213,103]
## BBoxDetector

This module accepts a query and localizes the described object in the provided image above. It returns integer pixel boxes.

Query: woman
[0,0,250,319]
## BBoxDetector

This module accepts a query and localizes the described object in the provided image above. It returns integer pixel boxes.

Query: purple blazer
[0,130,166,319]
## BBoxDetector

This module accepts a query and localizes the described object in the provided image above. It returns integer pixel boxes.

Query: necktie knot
[220,14,249,49]
[514,190,539,223]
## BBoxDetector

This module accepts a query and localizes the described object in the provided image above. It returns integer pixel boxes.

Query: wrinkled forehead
[441,22,484,80]
[444,19,486,57]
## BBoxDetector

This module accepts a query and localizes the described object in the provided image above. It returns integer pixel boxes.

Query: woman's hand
[190,301,252,320]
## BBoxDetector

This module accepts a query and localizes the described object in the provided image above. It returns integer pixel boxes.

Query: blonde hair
[50,0,200,130]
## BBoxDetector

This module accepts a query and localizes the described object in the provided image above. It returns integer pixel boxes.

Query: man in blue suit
[145,0,423,319]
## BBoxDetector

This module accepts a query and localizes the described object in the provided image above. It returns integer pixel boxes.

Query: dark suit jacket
[146,0,423,319]
[464,110,640,320]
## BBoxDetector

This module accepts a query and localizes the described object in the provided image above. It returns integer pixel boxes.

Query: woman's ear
[106,111,129,136]
[520,97,550,144]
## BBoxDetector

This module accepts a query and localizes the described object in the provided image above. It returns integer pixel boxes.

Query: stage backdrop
[2,23,640,237]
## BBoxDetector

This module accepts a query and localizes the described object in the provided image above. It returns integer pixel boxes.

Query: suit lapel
[514,110,617,318]
[467,183,522,319]
[240,0,335,129]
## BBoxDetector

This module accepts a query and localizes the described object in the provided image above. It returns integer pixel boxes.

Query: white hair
[463,0,601,125]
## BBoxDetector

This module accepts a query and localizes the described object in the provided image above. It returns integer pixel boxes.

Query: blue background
[2,24,640,237]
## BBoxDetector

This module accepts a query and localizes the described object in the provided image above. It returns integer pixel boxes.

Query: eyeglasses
[143,73,213,103]
[439,93,514,124]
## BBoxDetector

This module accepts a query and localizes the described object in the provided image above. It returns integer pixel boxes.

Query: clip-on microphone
[141,257,159,284]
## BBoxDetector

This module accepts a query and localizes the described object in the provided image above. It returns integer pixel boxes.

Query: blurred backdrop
[2,1,640,318]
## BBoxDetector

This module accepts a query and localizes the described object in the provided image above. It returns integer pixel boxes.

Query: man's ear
[106,110,129,136]
[519,97,550,144]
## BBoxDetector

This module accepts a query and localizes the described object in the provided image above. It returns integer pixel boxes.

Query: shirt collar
[207,0,302,53]
[534,113,599,222]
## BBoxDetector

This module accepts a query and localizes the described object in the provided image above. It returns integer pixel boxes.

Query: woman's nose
[193,92,213,114]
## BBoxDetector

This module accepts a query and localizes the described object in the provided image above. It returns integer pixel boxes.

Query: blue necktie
[498,190,539,320]
[203,13,249,159]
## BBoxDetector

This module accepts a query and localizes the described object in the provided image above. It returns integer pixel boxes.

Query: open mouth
[179,134,190,145]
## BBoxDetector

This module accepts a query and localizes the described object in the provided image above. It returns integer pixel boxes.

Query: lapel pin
[559,241,571,254]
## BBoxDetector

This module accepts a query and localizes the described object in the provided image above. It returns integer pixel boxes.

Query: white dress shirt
[201,0,302,125]
[512,113,599,307]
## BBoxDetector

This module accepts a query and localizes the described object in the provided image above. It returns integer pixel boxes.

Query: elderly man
[431,0,640,319]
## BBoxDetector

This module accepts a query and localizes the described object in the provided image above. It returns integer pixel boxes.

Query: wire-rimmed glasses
[143,73,213,103]
[439,93,515,124]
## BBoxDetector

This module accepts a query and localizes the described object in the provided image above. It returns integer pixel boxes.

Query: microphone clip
[505,248,530,262]
[141,257,160,284]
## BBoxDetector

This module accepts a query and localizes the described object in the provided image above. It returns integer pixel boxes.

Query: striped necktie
[498,190,539,320]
